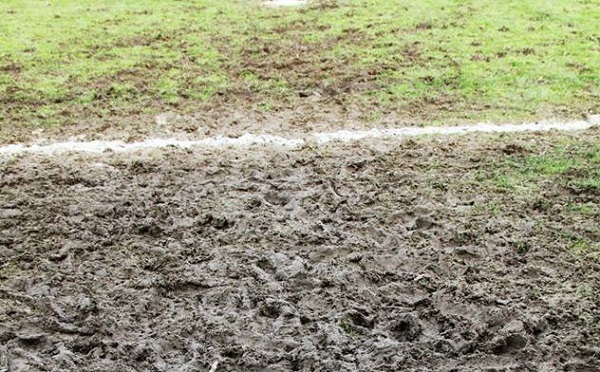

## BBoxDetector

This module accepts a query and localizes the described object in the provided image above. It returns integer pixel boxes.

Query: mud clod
[491,333,528,354]
[389,314,422,342]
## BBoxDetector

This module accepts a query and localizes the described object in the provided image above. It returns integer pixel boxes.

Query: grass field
[1,0,599,139]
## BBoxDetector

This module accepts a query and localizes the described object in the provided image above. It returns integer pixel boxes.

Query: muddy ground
[0,131,599,371]
[2,105,422,146]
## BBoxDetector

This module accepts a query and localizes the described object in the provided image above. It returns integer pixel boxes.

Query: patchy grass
[472,131,599,258]
[487,137,600,192]
[0,261,19,281]
[0,0,599,134]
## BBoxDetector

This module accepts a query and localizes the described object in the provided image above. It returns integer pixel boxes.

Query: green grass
[475,133,599,258]
[487,137,600,192]
[489,138,597,182]
[0,0,599,132]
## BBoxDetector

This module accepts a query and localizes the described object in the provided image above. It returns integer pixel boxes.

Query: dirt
[0,104,430,146]
[1,131,599,371]
[0,102,421,145]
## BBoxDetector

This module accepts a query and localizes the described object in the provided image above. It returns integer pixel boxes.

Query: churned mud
[1,131,599,371]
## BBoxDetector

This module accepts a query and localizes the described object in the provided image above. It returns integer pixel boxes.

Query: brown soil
[1,131,599,371]
[0,93,468,146]
[0,104,422,145]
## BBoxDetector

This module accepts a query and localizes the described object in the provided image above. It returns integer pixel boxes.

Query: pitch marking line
[0,119,597,156]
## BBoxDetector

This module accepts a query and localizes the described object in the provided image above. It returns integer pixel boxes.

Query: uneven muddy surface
[0,104,430,146]
[1,131,599,371]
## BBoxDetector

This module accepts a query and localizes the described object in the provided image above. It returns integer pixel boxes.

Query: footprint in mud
[489,319,529,354]
[339,308,376,336]
[413,205,437,230]
[491,333,528,354]
[392,205,437,231]
[259,298,296,319]
[263,190,291,206]
[414,216,435,230]
[387,314,422,342]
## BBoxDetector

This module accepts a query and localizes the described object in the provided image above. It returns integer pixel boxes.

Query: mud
[1,131,599,371]
[0,105,424,146]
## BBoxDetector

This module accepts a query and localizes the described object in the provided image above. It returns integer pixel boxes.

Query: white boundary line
[263,0,307,7]
[0,120,597,156]
[313,120,596,143]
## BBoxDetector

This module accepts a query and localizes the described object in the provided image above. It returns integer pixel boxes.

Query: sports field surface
[0,1,599,371]
[0,0,598,142]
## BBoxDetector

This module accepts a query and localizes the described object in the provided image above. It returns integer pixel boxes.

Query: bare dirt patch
[0,131,599,371]
[0,105,422,145]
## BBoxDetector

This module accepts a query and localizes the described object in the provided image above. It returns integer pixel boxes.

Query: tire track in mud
[0,131,599,371]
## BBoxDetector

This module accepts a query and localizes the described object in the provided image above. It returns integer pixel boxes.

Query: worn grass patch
[0,0,599,133]
[471,131,600,260]
[490,137,600,193]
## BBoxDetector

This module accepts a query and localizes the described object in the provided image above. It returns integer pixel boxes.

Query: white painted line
[0,120,596,156]
[313,120,596,144]
[588,114,600,125]
[264,0,307,6]
[0,134,305,155]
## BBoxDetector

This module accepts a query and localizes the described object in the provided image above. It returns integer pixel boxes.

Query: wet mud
[0,132,599,371]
